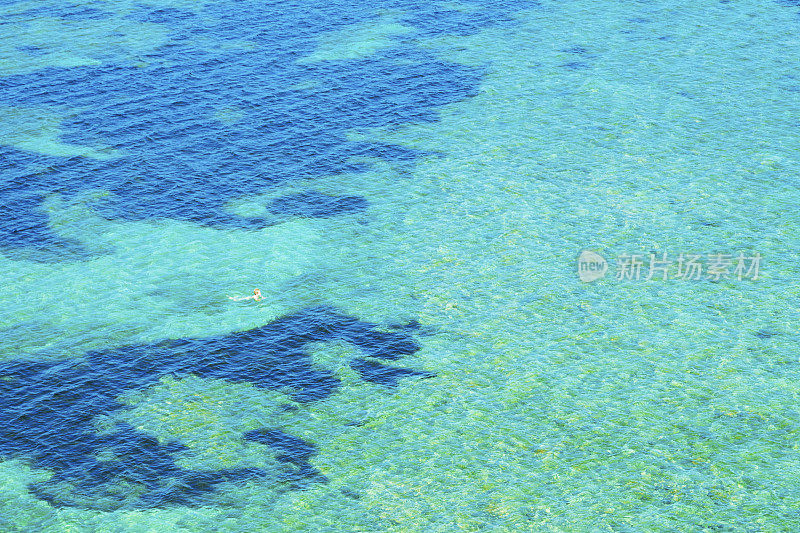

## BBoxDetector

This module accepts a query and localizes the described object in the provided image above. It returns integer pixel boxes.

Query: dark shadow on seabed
[0,0,542,260]
[0,0,541,512]
[0,306,433,510]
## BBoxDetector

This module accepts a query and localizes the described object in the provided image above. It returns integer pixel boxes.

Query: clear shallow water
[1,0,800,531]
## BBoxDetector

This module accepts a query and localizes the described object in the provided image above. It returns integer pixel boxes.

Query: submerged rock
[0,306,432,510]
[267,191,368,218]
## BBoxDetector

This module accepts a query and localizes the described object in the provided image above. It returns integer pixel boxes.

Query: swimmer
[228,288,263,301]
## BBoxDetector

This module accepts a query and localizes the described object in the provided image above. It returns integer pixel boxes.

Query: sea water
[1,0,799,531]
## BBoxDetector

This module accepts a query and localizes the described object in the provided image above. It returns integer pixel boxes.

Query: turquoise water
[2,0,800,530]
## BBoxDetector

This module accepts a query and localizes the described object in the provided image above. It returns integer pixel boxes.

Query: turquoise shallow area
[2,0,800,531]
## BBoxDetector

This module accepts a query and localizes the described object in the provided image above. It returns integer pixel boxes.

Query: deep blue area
[0,0,535,513]
[243,428,326,482]
[350,358,434,387]
[0,306,431,510]
[0,0,539,259]
[267,191,368,218]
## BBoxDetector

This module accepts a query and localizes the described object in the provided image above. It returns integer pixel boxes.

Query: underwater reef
[0,0,542,258]
[0,306,432,510]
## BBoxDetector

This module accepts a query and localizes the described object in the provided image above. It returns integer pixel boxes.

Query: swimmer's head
[253,288,262,299]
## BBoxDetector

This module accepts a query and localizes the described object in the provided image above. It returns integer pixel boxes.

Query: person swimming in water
[228,288,263,301]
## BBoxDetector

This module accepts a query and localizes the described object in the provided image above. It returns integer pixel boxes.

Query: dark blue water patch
[560,61,591,70]
[340,487,361,499]
[4,3,111,22]
[0,185,92,261]
[244,429,317,464]
[755,330,779,339]
[126,7,197,24]
[387,319,421,331]
[15,45,47,56]
[350,358,434,387]
[0,0,534,260]
[560,46,599,66]
[0,306,432,510]
[403,4,526,38]
[561,45,591,55]
[1,4,56,21]
[267,191,368,218]
[243,428,326,482]
[57,6,111,21]
[406,0,542,37]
